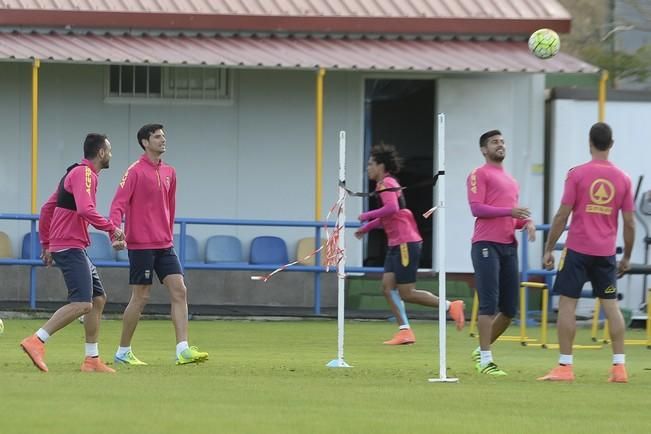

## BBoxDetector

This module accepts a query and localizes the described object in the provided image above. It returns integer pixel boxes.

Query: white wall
[0,63,547,273]
[551,98,651,312]
[0,63,365,263]
[438,74,546,272]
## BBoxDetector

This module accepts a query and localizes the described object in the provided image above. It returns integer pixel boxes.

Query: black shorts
[128,248,183,285]
[384,242,421,284]
[553,248,617,299]
[52,249,105,303]
[471,241,519,317]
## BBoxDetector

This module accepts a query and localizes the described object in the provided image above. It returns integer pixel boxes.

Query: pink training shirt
[467,163,527,244]
[561,159,634,256]
[40,159,116,251]
[110,154,176,250]
[358,176,422,246]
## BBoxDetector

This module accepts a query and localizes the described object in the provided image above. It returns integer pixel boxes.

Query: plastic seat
[296,237,326,266]
[249,236,288,265]
[116,248,129,262]
[0,231,13,258]
[174,233,201,263]
[205,235,245,264]
[87,232,114,261]
[21,232,41,259]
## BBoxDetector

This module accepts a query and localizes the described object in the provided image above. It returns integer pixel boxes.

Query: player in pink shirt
[539,122,635,383]
[355,144,465,345]
[467,130,536,376]
[110,124,208,366]
[21,133,124,373]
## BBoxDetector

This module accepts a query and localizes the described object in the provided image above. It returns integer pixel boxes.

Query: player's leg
[470,242,506,375]
[590,255,627,382]
[21,249,93,372]
[395,242,465,330]
[80,255,115,373]
[381,246,414,344]
[115,249,154,365]
[158,248,207,364]
[538,249,585,381]
[493,243,519,342]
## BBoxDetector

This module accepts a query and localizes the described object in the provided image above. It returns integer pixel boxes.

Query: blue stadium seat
[116,248,129,262]
[205,235,246,264]
[249,236,288,265]
[21,232,41,259]
[87,232,114,261]
[174,233,201,263]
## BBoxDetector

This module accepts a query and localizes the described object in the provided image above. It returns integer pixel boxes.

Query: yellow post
[591,298,601,342]
[31,58,41,214]
[520,285,527,345]
[602,320,610,344]
[598,70,609,122]
[469,290,479,337]
[541,287,549,348]
[647,288,651,348]
[314,68,326,220]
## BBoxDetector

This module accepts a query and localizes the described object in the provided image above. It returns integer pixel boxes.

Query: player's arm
[354,218,382,239]
[358,182,399,221]
[619,211,635,275]
[109,166,136,230]
[38,189,58,265]
[69,167,117,238]
[543,204,571,270]
[168,170,177,234]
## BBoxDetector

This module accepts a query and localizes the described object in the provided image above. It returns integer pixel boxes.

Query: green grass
[0,318,649,434]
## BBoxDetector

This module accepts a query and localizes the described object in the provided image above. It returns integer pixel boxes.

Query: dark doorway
[363,79,435,268]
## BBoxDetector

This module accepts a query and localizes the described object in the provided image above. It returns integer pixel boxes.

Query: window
[107,65,232,102]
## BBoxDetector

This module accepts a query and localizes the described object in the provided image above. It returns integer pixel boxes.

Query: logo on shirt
[586,179,615,215]
[85,167,92,195]
[470,169,478,194]
[165,176,171,188]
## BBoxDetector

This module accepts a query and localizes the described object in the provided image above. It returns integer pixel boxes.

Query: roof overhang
[0,31,597,74]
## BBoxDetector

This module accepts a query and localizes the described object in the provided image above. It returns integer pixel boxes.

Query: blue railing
[0,213,395,314]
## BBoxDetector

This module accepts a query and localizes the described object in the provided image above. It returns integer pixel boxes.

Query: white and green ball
[528,28,560,59]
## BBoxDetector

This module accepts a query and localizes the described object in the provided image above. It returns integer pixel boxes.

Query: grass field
[0,318,649,434]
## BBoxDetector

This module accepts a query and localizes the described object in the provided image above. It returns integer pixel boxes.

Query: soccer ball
[0,319,4,335]
[528,28,560,59]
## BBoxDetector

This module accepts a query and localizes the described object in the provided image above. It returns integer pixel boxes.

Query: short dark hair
[479,130,502,148]
[589,122,613,151]
[370,143,402,175]
[83,133,108,159]
[137,123,164,150]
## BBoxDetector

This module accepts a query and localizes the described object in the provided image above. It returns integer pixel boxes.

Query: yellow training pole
[591,298,601,342]
[31,58,41,214]
[469,290,479,337]
[314,68,326,220]
[598,70,608,122]
[602,319,610,344]
[541,286,549,348]
[520,284,527,345]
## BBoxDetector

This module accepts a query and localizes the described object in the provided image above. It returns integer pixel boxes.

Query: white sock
[116,346,131,357]
[613,354,625,365]
[559,354,573,365]
[480,350,492,367]
[176,341,189,357]
[35,328,50,343]
[85,342,99,358]
[399,324,410,330]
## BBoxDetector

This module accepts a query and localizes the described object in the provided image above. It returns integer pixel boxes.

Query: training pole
[327,131,351,368]
[429,113,458,383]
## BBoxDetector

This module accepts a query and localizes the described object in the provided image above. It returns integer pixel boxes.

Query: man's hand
[112,240,127,251]
[40,248,53,267]
[543,251,555,270]
[354,229,364,240]
[112,228,125,242]
[617,257,631,277]
[511,207,531,220]
[525,221,536,242]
